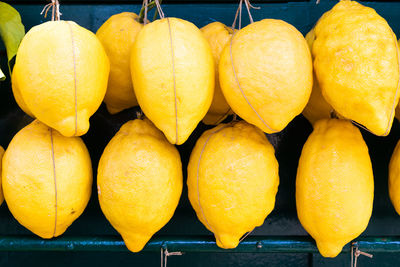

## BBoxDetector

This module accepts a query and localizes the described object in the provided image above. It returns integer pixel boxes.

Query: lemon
[312,0,399,136]
[389,139,400,215]
[0,146,4,205]
[302,29,333,125]
[14,21,110,137]
[201,22,233,125]
[187,120,279,249]
[395,39,400,122]
[296,119,374,257]
[97,12,142,114]
[97,118,182,252]
[11,62,34,118]
[131,17,214,145]
[219,19,312,133]
[2,120,92,238]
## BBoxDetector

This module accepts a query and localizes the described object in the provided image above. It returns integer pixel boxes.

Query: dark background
[1,0,400,266]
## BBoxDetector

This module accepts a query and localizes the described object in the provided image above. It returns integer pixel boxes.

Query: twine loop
[351,242,373,267]
[160,247,183,267]
[41,0,61,21]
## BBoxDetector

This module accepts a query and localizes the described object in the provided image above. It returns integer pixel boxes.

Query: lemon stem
[136,110,144,120]
[138,1,156,23]
[330,110,339,119]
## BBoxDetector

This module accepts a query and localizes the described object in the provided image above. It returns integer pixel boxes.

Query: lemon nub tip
[215,234,240,249]
[105,104,123,115]
[122,234,152,253]
[316,240,344,258]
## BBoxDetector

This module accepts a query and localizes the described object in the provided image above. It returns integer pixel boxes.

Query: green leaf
[0,1,25,80]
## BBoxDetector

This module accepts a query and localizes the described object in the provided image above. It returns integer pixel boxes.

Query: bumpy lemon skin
[97,12,142,114]
[15,21,110,137]
[201,22,234,125]
[302,29,333,125]
[296,119,374,257]
[187,121,279,249]
[97,119,183,252]
[389,139,400,215]
[11,63,35,118]
[131,17,214,145]
[312,1,399,136]
[219,19,312,133]
[2,120,92,238]
[0,147,4,205]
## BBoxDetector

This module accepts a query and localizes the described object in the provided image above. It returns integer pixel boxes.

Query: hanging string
[154,0,165,19]
[153,0,163,21]
[243,0,259,24]
[143,0,149,25]
[351,243,373,267]
[41,0,61,21]
[231,0,242,30]
[231,0,259,30]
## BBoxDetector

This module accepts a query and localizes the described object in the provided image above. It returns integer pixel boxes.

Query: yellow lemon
[296,119,374,257]
[201,22,233,125]
[97,118,182,252]
[15,21,110,137]
[395,39,400,122]
[187,120,279,249]
[131,17,214,145]
[389,139,400,214]
[0,146,4,205]
[11,63,34,118]
[219,19,312,133]
[312,0,399,136]
[96,12,142,114]
[302,29,333,125]
[2,120,92,238]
